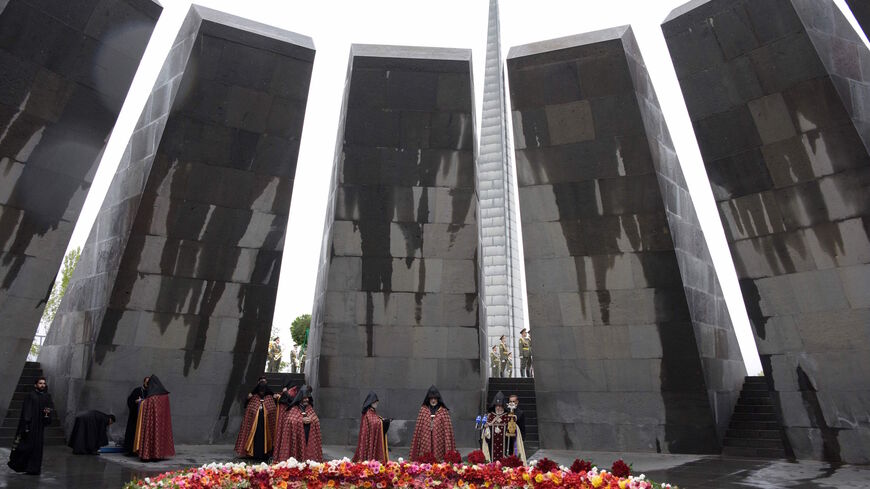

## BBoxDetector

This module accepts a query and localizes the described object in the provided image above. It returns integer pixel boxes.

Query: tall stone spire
[479,0,524,373]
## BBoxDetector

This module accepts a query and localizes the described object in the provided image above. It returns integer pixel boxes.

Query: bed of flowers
[122,450,676,489]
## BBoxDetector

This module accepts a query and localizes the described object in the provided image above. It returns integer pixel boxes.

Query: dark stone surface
[844,0,870,39]
[507,26,745,454]
[0,0,160,428]
[665,0,870,463]
[39,7,314,444]
[307,45,481,447]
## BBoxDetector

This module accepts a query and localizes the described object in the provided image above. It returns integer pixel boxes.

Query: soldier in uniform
[289,346,298,374]
[490,345,500,378]
[519,329,532,378]
[299,347,306,374]
[504,352,514,378]
[498,335,510,377]
[267,337,282,373]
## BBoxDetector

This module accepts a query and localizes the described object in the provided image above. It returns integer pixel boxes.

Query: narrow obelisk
[479,0,525,373]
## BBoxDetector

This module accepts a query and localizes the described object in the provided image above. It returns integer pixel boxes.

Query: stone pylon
[479,0,525,374]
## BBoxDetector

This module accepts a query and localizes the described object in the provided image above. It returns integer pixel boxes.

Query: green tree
[291,314,311,348]
[41,247,81,325]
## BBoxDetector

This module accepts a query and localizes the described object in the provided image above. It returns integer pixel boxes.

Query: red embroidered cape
[482,412,510,463]
[273,405,322,462]
[409,406,455,462]
[352,409,387,463]
[234,395,277,457]
[133,394,175,461]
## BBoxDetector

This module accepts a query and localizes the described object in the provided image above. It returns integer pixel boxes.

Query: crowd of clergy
[7,375,526,475]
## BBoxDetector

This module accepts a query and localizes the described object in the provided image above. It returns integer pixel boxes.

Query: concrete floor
[1,445,868,488]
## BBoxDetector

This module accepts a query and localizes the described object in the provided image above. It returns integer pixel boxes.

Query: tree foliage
[290,314,311,348]
[41,247,81,325]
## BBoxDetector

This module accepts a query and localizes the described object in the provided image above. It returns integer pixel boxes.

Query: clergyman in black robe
[7,377,54,475]
[124,377,149,455]
[69,411,116,454]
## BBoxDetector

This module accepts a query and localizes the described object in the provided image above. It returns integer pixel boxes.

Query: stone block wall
[664,0,870,463]
[0,0,160,424]
[40,6,314,444]
[507,26,742,453]
[308,45,481,447]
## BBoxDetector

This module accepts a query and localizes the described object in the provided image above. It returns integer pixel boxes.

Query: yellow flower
[523,473,531,481]
[590,475,603,488]
[327,481,336,487]
[618,480,627,489]
[535,474,544,483]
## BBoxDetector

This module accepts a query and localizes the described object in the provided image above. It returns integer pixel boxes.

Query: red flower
[417,452,437,464]
[611,459,631,478]
[536,457,558,473]
[500,455,523,468]
[444,450,462,464]
[570,459,592,473]
[467,450,486,465]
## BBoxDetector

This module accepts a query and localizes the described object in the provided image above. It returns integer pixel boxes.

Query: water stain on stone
[796,365,842,464]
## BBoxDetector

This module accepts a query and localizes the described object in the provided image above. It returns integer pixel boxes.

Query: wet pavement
[1,445,868,488]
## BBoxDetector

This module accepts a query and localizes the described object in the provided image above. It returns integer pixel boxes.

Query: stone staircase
[263,372,305,394]
[1,362,66,447]
[722,376,788,458]
[487,377,539,452]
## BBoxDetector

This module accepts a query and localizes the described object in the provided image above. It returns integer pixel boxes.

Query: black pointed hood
[361,391,379,414]
[290,385,313,408]
[250,377,273,397]
[422,385,447,410]
[144,375,169,398]
[489,391,505,411]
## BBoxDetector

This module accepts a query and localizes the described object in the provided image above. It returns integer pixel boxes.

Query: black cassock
[7,389,54,475]
[123,386,145,454]
[69,410,112,454]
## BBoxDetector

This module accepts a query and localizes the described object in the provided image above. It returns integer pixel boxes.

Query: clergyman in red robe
[352,391,391,463]
[410,385,456,462]
[234,376,277,459]
[133,375,175,461]
[481,391,524,463]
[273,385,322,462]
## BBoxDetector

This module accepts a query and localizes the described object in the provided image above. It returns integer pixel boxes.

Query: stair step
[734,404,776,414]
[736,396,774,406]
[730,420,781,430]
[723,437,784,449]
[722,446,786,459]
[742,382,769,391]
[743,376,766,383]
[726,429,782,439]
[739,389,771,398]
[730,412,777,422]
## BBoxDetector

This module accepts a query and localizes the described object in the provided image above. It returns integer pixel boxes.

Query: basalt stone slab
[0,0,160,427]
[508,26,745,453]
[665,0,870,463]
[845,1,870,39]
[39,6,314,444]
[308,45,480,447]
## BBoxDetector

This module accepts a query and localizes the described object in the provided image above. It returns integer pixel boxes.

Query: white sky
[60,0,870,375]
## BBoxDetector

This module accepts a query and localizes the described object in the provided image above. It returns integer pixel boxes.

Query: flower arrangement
[610,459,631,478]
[570,459,593,473]
[123,457,676,489]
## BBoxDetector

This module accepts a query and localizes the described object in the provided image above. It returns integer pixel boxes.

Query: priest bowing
[352,391,390,463]
[273,385,322,462]
[235,376,276,459]
[410,385,456,462]
[133,375,175,461]
[69,411,115,455]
